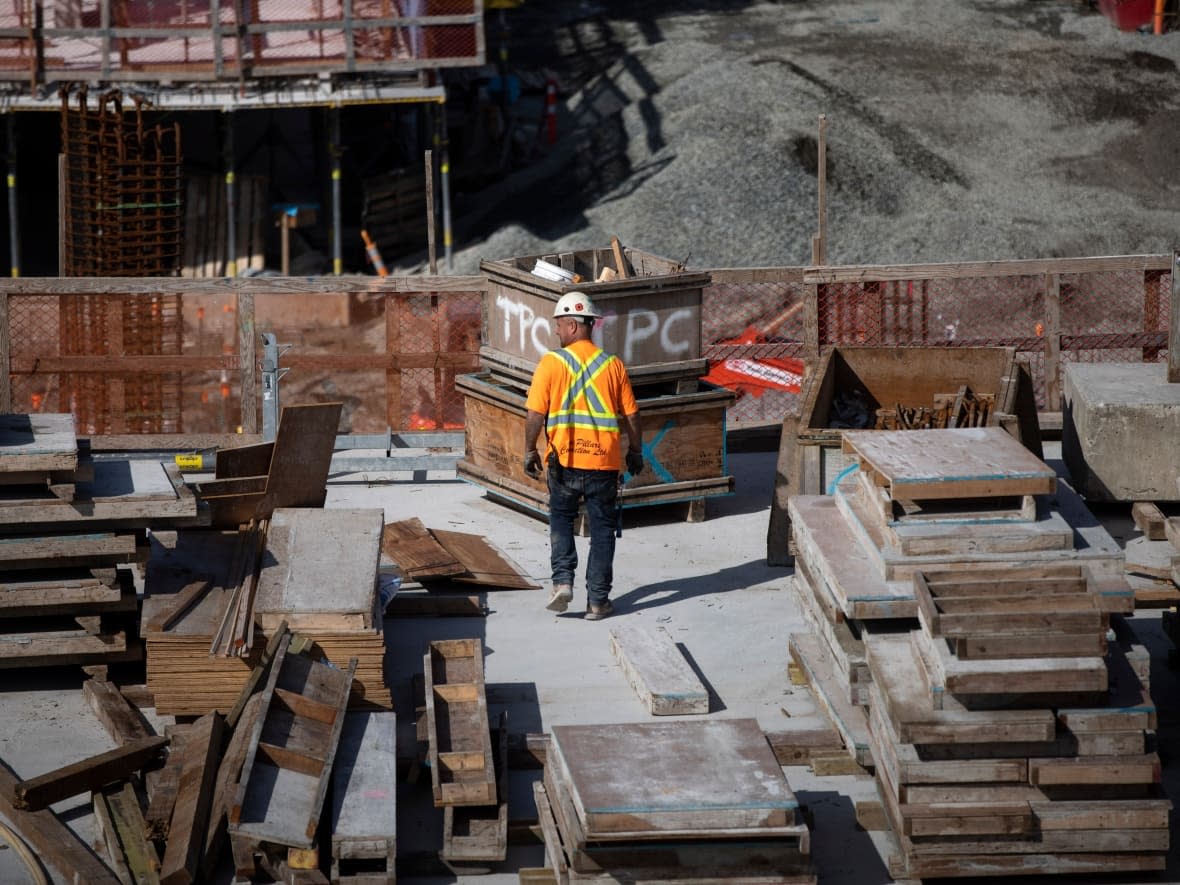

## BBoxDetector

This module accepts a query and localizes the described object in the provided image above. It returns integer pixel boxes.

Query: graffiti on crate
[493,294,695,362]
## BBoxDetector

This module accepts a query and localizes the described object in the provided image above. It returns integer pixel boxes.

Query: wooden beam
[95,782,162,885]
[145,728,190,842]
[0,754,121,883]
[0,274,488,296]
[11,736,168,811]
[804,253,1172,285]
[145,577,214,633]
[1044,272,1062,410]
[83,679,154,746]
[160,711,225,885]
[202,692,265,878]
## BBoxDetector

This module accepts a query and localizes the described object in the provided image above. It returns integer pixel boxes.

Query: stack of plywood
[143,508,392,716]
[536,719,815,884]
[788,427,1167,878]
[786,427,1129,767]
[0,412,201,670]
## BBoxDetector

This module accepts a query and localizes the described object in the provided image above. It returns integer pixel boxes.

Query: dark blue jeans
[548,464,619,606]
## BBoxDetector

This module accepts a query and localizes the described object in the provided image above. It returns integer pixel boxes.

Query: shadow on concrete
[675,641,727,713]
[612,557,783,612]
[793,789,893,885]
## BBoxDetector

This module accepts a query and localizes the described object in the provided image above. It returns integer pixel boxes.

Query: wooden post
[0,291,10,413]
[11,736,168,811]
[812,114,827,266]
[426,149,437,275]
[1169,250,1180,382]
[802,282,820,364]
[1044,272,1062,409]
[387,294,402,430]
[160,711,224,885]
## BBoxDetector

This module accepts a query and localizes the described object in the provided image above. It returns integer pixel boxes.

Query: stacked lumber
[788,427,1166,878]
[424,638,509,872]
[0,413,184,669]
[536,719,816,884]
[143,509,393,716]
[382,516,540,590]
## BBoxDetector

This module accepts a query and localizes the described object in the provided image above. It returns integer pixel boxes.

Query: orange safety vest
[526,339,638,471]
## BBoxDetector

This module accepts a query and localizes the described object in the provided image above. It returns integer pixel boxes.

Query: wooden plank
[788,632,872,767]
[0,413,79,472]
[802,253,1172,284]
[0,531,141,569]
[1028,754,1161,786]
[429,528,541,589]
[91,785,135,885]
[863,632,1055,745]
[202,692,265,878]
[330,711,397,883]
[145,727,191,841]
[608,623,708,715]
[144,576,214,634]
[100,781,162,885]
[1132,501,1167,540]
[763,725,846,765]
[551,719,800,838]
[11,736,168,811]
[841,427,1055,501]
[160,711,225,885]
[381,516,465,578]
[253,507,383,631]
[83,678,154,746]
[0,754,121,883]
[225,621,287,730]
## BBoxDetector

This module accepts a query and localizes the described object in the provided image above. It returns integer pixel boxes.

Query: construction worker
[523,292,643,620]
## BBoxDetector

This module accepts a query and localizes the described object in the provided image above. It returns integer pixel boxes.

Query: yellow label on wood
[174,453,204,471]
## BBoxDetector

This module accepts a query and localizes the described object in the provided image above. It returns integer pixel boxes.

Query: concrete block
[1063,362,1180,502]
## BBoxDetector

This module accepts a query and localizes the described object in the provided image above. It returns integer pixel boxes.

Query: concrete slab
[1063,362,1180,502]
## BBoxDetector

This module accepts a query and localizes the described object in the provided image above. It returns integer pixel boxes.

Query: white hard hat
[553,291,601,319]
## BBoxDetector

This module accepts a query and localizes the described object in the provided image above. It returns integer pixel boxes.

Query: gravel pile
[428,0,1180,274]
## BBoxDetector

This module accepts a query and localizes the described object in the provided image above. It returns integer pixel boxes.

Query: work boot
[546,583,574,613]
[584,600,614,621]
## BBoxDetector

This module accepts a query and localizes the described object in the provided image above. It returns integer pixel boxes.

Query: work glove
[625,449,644,476]
[523,450,543,480]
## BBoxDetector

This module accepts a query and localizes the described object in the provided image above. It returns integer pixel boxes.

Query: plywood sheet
[841,427,1055,501]
[331,711,397,857]
[551,719,797,837]
[430,529,540,589]
[381,517,464,579]
[254,508,383,631]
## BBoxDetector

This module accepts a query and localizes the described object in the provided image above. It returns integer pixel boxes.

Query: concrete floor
[0,446,1178,884]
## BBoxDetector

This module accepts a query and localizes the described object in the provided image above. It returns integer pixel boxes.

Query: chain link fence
[2,257,1171,436]
[0,1,483,82]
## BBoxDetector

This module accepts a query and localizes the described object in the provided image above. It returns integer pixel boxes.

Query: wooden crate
[768,346,1042,565]
[454,372,734,521]
[479,247,710,384]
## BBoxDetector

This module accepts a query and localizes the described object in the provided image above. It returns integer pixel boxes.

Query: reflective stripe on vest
[545,347,620,433]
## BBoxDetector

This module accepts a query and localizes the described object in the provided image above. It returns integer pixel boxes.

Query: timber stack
[768,344,1043,566]
[786,426,1168,878]
[0,412,204,671]
[458,242,735,524]
[143,507,393,715]
[535,719,816,883]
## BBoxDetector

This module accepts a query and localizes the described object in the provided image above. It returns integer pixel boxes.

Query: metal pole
[6,114,19,279]
[224,110,237,277]
[439,95,453,271]
[331,105,342,276]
